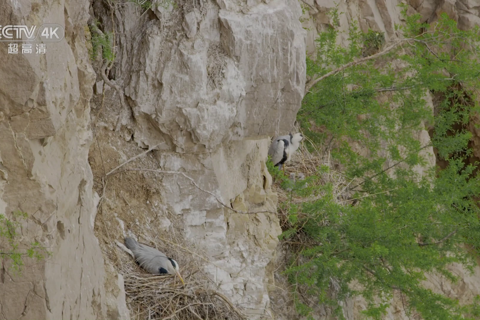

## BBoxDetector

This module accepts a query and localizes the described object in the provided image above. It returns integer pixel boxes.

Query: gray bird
[269,138,289,168]
[125,237,185,285]
[268,133,303,170]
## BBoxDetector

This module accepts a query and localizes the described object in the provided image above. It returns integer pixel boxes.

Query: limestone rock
[0,0,127,319]
[124,0,305,152]
[183,11,199,38]
[90,0,305,318]
[6,0,477,318]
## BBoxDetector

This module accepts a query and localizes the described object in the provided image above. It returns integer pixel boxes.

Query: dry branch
[105,144,161,176]
[418,230,457,247]
[123,168,278,216]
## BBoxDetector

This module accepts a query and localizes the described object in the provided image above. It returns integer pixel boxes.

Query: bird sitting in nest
[268,133,303,171]
[118,237,185,285]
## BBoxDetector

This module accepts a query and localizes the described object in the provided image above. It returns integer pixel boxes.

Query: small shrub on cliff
[0,211,48,271]
[278,6,480,319]
[89,22,115,63]
[362,29,385,56]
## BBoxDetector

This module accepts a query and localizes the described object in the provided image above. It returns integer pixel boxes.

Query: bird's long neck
[290,141,300,152]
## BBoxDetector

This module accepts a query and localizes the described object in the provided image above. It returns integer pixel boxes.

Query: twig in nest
[123,271,247,320]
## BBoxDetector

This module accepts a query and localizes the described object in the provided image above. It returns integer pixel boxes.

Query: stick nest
[124,273,244,320]
[116,236,246,320]
[276,140,354,233]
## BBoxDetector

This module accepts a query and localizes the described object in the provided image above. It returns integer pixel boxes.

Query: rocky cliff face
[0,0,126,319]
[89,1,305,318]
[2,0,480,319]
[0,0,305,317]
[0,0,306,317]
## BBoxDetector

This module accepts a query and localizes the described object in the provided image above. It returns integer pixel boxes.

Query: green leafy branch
[278,5,480,319]
[89,22,115,63]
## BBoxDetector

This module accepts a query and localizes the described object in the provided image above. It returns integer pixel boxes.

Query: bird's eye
[169,258,177,268]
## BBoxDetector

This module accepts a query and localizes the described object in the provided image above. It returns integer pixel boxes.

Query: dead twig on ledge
[105,144,161,176]
[116,168,278,216]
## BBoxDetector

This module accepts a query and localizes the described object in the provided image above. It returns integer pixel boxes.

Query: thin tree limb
[209,290,247,319]
[418,230,457,247]
[105,144,161,176]
[161,303,210,320]
[305,41,403,92]
[349,144,431,192]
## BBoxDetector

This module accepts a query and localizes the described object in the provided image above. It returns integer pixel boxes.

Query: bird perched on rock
[269,138,290,169]
[124,237,185,285]
[268,133,303,170]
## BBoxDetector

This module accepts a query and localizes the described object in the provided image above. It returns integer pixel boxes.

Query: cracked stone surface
[89,0,304,318]
[0,0,128,319]
[3,0,479,319]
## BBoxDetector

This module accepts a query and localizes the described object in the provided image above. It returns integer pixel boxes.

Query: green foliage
[362,29,385,57]
[128,0,176,11]
[129,0,153,10]
[89,25,115,63]
[464,295,480,318]
[266,157,314,194]
[0,211,48,271]
[281,5,480,319]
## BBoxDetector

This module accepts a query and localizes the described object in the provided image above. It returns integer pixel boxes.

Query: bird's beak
[176,270,185,285]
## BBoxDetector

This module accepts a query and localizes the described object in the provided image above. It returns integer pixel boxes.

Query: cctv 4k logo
[0,24,64,42]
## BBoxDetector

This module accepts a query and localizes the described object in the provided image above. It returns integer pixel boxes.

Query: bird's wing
[268,139,279,157]
[269,135,290,155]
[269,140,285,166]
[124,237,138,251]
[276,134,291,143]
[138,254,172,274]
[135,244,171,274]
